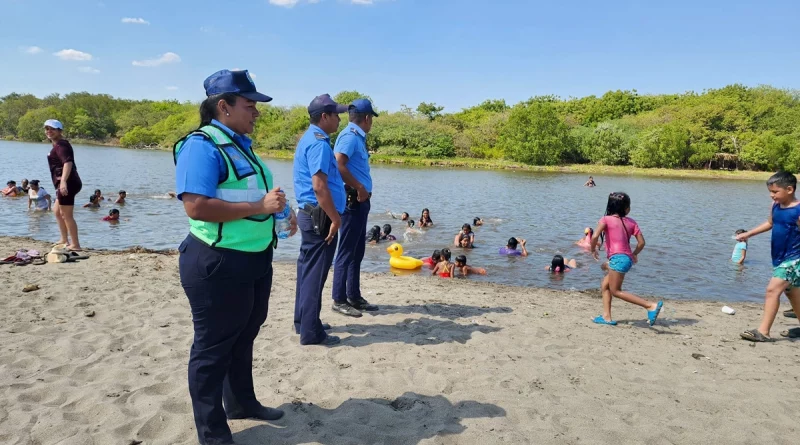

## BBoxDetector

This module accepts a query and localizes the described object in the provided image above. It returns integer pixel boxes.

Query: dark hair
[30,180,40,186]
[94,189,102,195]
[507,237,518,249]
[473,217,481,225]
[382,224,392,235]
[420,208,432,223]
[109,209,120,216]
[309,113,322,125]
[401,212,409,220]
[367,225,381,242]
[119,190,126,195]
[550,255,566,273]
[432,249,442,262]
[461,223,472,232]
[605,192,631,219]
[89,195,97,203]
[735,229,746,235]
[767,171,797,190]
[407,220,415,228]
[349,110,368,124]
[440,248,451,261]
[200,93,238,127]
[7,180,15,185]
[455,254,467,265]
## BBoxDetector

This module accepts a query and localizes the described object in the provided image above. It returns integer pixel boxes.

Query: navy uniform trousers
[332,198,371,303]
[294,210,338,344]
[179,235,273,445]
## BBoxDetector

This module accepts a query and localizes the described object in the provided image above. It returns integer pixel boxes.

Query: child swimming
[94,189,105,201]
[731,229,747,264]
[590,192,662,326]
[455,255,487,276]
[102,208,120,222]
[381,224,397,241]
[83,194,101,208]
[546,255,578,273]
[432,248,453,279]
[422,249,442,268]
[576,227,595,249]
[473,217,483,226]
[454,223,475,248]
[366,225,382,244]
[499,237,528,257]
[418,208,434,227]
[115,190,127,204]
[736,171,800,342]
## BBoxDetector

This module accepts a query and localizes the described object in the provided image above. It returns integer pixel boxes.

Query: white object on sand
[721,306,736,315]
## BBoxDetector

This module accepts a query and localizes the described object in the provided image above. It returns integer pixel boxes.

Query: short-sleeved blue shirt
[175,119,254,200]
[293,124,346,213]
[333,122,372,193]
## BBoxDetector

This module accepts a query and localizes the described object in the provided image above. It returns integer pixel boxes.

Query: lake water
[0,140,774,302]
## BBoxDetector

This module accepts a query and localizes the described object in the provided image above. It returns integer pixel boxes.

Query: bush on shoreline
[1,84,798,172]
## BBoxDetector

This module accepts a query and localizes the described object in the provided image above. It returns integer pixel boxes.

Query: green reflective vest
[173,124,276,252]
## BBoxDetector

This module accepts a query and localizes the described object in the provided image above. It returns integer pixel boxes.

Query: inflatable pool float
[386,243,423,270]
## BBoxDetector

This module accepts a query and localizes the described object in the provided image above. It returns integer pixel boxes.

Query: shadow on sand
[233,392,506,445]
[327,317,502,347]
[364,303,513,320]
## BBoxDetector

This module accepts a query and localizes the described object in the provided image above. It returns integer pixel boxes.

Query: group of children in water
[82,189,125,222]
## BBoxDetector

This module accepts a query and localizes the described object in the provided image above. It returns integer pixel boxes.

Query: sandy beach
[1,235,799,445]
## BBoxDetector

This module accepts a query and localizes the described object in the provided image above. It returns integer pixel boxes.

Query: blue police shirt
[333,122,372,193]
[175,119,254,200]
[293,125,346,213]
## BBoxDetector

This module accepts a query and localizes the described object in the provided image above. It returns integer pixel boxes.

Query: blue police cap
[203,69,272,102]
[308,94,348,117]
[349,98,379,117]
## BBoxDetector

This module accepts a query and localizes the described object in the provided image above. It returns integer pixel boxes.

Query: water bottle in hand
[275,204,292,239]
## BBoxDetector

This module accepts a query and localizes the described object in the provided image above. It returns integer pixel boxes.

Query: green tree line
[1,85,798,171]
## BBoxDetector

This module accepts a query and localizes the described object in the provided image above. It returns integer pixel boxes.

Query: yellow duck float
[386,243,423,270]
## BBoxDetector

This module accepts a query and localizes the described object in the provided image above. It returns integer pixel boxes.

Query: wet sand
[1,236,799,445]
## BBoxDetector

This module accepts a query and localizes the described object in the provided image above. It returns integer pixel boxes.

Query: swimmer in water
[83,194,101,208]
[499,237,528,257]
[454,223,475,248]
[576,227,596,249]
[546,254,577,273]
[455,255,487,276]
[584,176,596,187]
[418,208,433,227]
[366,225,382,244]
[381,224,397,241]
[422,249,442,268]
[388,210,410,221]
[115,190,127,205]
[102,208,120,222]
[473,217,483,226]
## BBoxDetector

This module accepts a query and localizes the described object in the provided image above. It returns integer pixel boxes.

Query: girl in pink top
[589,192,662,326]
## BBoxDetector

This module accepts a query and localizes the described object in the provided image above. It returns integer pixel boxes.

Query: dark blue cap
[308,94,348,116]
[349,98,379,117]
[203,69,272,102]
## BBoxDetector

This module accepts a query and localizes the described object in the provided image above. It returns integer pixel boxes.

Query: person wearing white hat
[45,119,83,250]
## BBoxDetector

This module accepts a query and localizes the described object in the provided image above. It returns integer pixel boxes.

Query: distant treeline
[1,85,798,171]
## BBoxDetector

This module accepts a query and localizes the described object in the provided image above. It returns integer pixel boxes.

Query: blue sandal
[593,315,617,326]
[647,301,663,326]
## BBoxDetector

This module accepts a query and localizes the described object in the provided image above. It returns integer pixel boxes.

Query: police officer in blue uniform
[331,99,380,317]
[293,94,348,346]
[174,69,296,445]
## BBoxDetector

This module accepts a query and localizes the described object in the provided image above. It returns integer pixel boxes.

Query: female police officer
[174,69,296,445]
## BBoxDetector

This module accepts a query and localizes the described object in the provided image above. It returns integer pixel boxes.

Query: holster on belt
[345,186,359,207]
[307,205,332,236]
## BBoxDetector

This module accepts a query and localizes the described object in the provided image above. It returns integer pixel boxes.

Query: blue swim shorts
[608,254,633,274]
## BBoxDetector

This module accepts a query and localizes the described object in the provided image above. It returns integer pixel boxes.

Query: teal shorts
[608,254,633,274]
[773,258,800,289]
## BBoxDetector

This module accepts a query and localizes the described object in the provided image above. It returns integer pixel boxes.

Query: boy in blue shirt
[737,171,800,341]
[731,229,747,264]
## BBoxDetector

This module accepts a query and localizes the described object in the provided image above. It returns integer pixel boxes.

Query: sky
[1,0,798,112]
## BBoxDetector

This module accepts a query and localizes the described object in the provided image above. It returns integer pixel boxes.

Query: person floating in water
[381,224,396,241]
[455,254,487,276]
[454,223,475,248]
[473,217,483,226]
[422,249,441,268]
[584,176,596,187]
[2,180,24,197]
[432,248,453,279]
[736,171,800,342]
[115,190,127,204]
[546,254,577,273]
[94,189,105,201]
[576,227,597,249]
[102,208,120,222]
[499,237,528,257]
[590,192,662,326]
[418,208,434,227]
[731,229,747,265]
[388,210,410,221]
[83,194,101,208]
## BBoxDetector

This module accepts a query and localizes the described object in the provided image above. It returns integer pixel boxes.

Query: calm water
[0,140,773,302]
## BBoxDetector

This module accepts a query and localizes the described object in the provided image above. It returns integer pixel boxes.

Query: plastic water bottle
[274,204,292,239]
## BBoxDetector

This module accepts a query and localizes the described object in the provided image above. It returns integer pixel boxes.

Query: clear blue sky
[1,0,798,112]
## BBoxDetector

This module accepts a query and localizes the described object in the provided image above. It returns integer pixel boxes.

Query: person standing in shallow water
[45,119,83,250]
[173,69,296,445]
[331,98,380,318]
